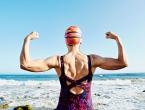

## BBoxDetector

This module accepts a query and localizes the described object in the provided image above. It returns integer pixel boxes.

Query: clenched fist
[105,32,120,41]
[25,32,39,40]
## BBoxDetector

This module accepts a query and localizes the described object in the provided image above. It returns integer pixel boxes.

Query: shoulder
[45,55,61,67]
[89,54,103,60]
[89,54,105,67]
[45,55,60,61]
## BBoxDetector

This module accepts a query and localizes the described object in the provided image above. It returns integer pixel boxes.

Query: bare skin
[20,31,128,94]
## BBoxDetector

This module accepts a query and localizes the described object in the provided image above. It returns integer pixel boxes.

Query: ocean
[0,73,145,81]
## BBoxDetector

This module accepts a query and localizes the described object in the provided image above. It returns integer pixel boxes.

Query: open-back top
[55,55,94,110]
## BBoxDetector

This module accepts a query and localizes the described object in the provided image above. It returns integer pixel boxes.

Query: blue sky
[0,0,145,74]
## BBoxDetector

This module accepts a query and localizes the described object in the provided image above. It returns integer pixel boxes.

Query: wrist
[115,36,120,42]
[116,36,123,45]
[24,36,31,42]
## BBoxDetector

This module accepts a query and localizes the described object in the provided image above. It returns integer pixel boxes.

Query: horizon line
[0,72,145,75]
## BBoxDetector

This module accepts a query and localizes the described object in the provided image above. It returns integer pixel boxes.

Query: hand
[25,32,39,40]
[105,32,119,41]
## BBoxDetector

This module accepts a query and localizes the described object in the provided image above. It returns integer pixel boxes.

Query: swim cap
[65,26,82,45]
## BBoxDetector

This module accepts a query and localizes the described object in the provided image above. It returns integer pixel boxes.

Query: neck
[67,44,80,54]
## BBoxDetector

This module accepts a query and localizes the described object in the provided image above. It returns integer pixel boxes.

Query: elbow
[124,62,128,67]
[116,59,128,69]
[20,64,25,70]
[121,61,128,68]
[20,64,33,72]
[20,63,29,70]
[123,59,128,67]
[118,58,128,68]
[20,64,26,70]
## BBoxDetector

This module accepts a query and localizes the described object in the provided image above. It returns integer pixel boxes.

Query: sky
[0,0,145,74]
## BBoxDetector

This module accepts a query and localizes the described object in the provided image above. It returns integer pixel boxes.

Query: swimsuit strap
[60,56,65,76]
[87,55,92,75]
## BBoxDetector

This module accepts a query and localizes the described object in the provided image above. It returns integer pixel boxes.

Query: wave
[0,79,58,86]
[0,79,145,86]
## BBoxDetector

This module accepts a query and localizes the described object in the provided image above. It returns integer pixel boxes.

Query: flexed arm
[20,32,59,72]
[91,32,128,70]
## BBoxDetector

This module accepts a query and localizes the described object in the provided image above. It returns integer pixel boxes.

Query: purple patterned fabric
[55,55,94,110]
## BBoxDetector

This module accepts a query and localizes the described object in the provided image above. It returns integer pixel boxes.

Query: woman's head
[65,26,82,46]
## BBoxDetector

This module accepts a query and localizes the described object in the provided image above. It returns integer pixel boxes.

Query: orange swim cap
[65,26,82,45]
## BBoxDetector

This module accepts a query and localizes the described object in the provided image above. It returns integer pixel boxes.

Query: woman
[20,26,128,110]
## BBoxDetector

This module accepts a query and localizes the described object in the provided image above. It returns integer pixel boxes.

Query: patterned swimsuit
[55,55,94,110]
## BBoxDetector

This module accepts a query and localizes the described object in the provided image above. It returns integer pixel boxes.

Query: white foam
[0,79,59,86]
[0,79,145,109]
[92,79,132,85]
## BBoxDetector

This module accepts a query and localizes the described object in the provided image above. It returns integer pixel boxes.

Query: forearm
[116,37,127,65]
[20,37,31,67]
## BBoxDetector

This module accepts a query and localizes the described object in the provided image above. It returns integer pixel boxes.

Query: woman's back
[59,53,91,79]
[55,52,95,94]
[55,53,94,110]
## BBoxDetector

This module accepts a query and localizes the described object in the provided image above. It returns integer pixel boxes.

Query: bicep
[21,56,59,72]
[91,54,126,70]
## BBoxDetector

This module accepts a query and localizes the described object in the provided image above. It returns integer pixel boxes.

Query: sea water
[0,73,145,81]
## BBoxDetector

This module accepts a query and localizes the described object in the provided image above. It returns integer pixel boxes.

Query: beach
[0,76,145,110]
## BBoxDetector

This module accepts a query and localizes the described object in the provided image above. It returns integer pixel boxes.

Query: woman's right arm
[20,32,59,72]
